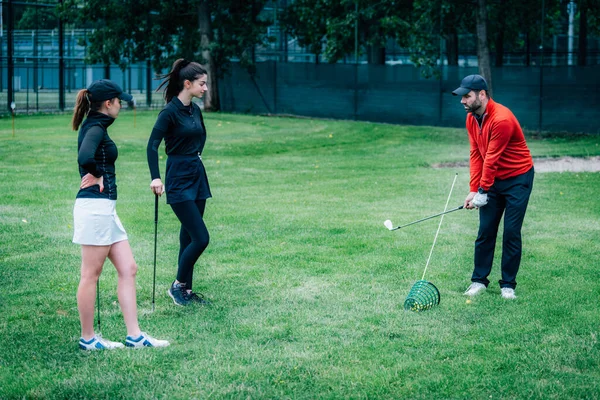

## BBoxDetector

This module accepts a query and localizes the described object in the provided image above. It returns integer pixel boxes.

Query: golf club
[384,205,463,231]
[96,279,101,334]
[152,194,158,312]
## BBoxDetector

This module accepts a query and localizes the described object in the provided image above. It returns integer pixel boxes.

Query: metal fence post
[273,60,277,114]
[7,0,14,113]
[353,63,358,120]
[146,59,152,107]
[58,0,65,112]
[538,0,545,133]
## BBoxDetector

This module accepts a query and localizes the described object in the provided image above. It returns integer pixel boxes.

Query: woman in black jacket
[147,59,212,307]
[73,79,169,350]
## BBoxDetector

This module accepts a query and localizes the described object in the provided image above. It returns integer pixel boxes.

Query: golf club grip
[154,194,159,223]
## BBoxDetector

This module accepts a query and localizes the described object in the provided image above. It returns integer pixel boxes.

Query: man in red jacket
[453,74,534,299]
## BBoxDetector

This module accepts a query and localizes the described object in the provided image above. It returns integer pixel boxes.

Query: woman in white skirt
[72,79,169,350]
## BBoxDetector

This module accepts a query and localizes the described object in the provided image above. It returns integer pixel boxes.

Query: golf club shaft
[96,279,101,334]
[152,194,158,312]
[392,205,463,230]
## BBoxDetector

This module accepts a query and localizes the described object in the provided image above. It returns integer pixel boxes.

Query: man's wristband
[478,187,488,194]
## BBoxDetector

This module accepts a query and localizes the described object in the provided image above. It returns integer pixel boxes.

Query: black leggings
[170,200,209,291]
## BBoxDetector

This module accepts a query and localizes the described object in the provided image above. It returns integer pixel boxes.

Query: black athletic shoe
[167,282,189,306]
[184,291,212,306]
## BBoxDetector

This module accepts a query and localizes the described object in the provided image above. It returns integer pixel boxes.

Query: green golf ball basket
[404,280,441,312]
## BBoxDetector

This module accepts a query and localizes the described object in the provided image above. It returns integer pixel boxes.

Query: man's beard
[466,99,482,114]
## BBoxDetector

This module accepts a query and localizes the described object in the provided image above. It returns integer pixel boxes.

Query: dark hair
[71,89,107,130]
[156,58,208,103]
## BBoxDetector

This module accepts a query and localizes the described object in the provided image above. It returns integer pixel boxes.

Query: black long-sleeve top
[76,111,118,200]
[147,97,207,180]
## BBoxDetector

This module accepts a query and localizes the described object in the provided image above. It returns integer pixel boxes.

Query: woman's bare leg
[78,245,110,339]
[108,240,141,338]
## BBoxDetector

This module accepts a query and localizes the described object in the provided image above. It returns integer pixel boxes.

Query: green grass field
[1,110,599,399]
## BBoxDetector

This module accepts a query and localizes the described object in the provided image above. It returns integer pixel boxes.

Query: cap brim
[452,87,471,96]
[119,93,133,102]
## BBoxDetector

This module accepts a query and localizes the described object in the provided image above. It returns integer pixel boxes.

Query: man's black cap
[87,79,133,102]
[452,74,488,96]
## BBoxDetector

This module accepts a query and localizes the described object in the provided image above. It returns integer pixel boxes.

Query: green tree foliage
[59,0,271,110]
[15,5,58,30]
[279,0,328,62]
[281,0,413,64]
[408,0,474,76]
[486,0,563,67]
[281,0,574,78]
[577,0,600,65]
[408,0,564,78]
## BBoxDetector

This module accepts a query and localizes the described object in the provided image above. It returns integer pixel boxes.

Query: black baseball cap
[87,79,133,102]
[452,74,488,96]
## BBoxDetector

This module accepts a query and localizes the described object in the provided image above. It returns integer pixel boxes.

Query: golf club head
[384,220,394,230]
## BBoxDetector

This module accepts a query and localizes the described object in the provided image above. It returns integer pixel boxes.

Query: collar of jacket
[469,98,497,126]
[85,111,115,129]
[171,97,194,115]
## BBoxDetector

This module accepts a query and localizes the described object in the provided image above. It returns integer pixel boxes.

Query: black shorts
[165,154,212,204]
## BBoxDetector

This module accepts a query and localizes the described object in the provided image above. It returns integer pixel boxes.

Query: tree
[485,0,562,67]
[198,1,218,109]
[408,0,570,78]
[279,0,328,63]
[59,0,272,111]
[476,0,493,95]
[408,0,474,76]
[577,0,600,66]
[15,6,58,30]
[281,0,413,64]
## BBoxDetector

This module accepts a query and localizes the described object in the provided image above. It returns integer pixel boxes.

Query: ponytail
[156,58,208,103]
[71,89,105,130]
[72,89,90,130]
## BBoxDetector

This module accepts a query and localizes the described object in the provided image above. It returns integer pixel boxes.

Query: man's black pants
[472,167,534,289]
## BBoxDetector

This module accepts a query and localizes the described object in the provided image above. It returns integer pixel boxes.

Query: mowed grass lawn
[0,110,599,399]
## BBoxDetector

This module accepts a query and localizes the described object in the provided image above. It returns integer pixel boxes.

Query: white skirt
[73,198,128,245]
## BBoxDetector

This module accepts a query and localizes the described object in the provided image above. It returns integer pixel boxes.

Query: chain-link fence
[0,61,166,112]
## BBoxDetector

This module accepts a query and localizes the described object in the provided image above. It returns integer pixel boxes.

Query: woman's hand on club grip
[150,178,165,196]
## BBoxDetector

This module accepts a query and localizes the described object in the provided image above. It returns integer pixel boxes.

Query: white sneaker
[125,332,170,348]
[79,334,125,351]
[501,287,517,299]
[464,282,486,296]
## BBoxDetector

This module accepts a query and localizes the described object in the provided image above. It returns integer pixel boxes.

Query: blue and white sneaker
[79,334,125,351]
[125,332,170,348]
